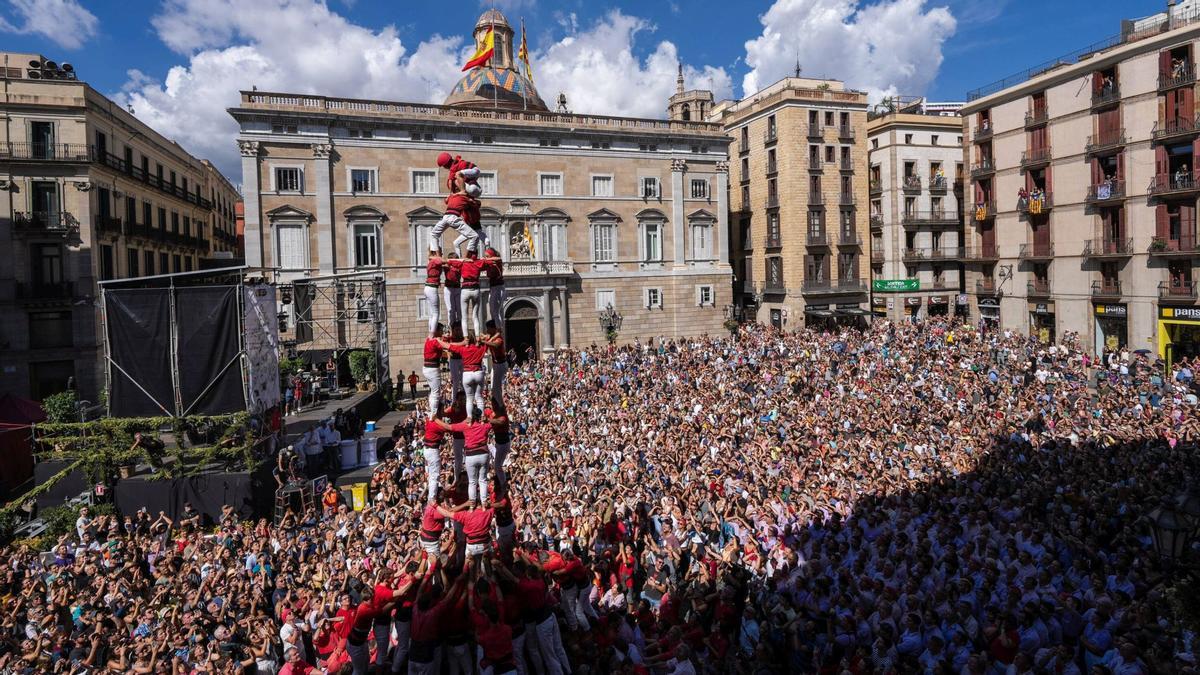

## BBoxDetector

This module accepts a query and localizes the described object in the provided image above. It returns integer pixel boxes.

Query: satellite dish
[44,60,57,70]
[27,70,41,79]
[61,63,73,73]
[28,59,42,69]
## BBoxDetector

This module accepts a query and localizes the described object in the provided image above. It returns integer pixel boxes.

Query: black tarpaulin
[176,286,244,415]
[106,289,174,417]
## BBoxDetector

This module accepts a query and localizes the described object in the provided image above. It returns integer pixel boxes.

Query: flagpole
[521,18,528,112]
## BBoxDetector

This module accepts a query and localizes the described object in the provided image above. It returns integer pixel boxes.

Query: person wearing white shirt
[319,420,341,471]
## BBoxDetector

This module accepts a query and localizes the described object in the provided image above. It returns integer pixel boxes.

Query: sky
[0,0,1171,181]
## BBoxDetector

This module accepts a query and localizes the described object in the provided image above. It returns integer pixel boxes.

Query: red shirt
[452,508,494,543]
[421,503,445,538]
[423,338,442,365]
[563,558,589,584]
[517,577,547,612]
[424,259,443,286]
[472,611,514,664]
[450,343,488,371]
[444,405,466,439]
[543,552,566,574]
[493,495,513,526]
[410,599,449,643]
[334,608,355,639]
[483,258,504,284]
[445,156,476,191]
[486,333,506,361]
[458,257,484,287]
[444,261,461,288]
[445,192,473,217]
[450,420,491,450]
[423,418,447,447]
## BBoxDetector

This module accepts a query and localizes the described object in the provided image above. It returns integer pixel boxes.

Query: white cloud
[532,10,733,119]
[115,0,466,179]
[742,0,956,101]
[0,0,98,50]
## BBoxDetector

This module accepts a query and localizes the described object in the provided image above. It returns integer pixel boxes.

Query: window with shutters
[127,248,139,277]
[644,287,662,309]
[539,173,563,196]
[642,221,662,261]
[350,168,377,194]
[412,170,437,194]
[274,167,301,192]
[144,250,155,276]
[691,221,712,259]
[353,223,379,267]
[596,289,616,310]
[477,171,497,195]
[690,178,708,199]
[592,175,614,197]
[277,223,307,270]
[696,285,714,307]
[640,176,660,199]
[592,223,615,262]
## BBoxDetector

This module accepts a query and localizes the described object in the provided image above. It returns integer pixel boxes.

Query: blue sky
[0,0,1171,177]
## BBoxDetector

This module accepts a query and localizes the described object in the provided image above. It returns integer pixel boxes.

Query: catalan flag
[519,19,534,83]
[523,221,536,258]
[462,26,494,71]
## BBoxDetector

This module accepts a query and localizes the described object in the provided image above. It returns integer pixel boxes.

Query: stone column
[557,286,569,347]
[312,143,334,274]
[670,158,686,265]
[238,140,263,267]
[715,161,730,265]
[541,288,553,352]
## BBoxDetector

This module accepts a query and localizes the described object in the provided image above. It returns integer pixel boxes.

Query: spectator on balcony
[1173,57,1187,79]
[1175,163,1191,188]
[1017,187,1029,210]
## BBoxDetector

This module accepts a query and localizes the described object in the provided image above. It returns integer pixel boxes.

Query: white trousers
[454,227,489,256]
[465,452,489,503]
[430,213,475,256]
[423,285,440,334]
[444,287,462,336]
[562,585,590,632]
[461,287,482,336]
[488,283,506,326]
[533,616,568,675]
[463,370,485,419]
[422,366,440,417]
[422,446,441,504]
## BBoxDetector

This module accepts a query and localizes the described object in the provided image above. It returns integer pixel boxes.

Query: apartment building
[203,159,243,261]
[713,77,871,329]
[867,102,966,321]
[962,2,1200,365]
[0,52,240,401]
[230,10,732,378]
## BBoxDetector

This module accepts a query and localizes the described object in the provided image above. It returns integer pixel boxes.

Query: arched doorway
[504,300,539,364]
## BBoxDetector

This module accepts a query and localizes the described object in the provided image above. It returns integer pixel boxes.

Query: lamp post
[1147,489,1200,582]
[597,303,623,344]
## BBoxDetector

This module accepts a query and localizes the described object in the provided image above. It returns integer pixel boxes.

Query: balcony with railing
[807,123,823,138]
[1151,114,1200,142]
[803,278,867,294]
[1082,238,1133,258]
[808,192,825,206]
[976,278,998,294]
[1148,173,1200,198]
[1148,235,1200,257]
[806,157,821,172]
[928,175,950,193]
[871,250,884,265]
[971,202,996,222]
[973,125,992,142]
[902,175,922,193]
[763,128,778,145]
[1086,179,1125,203]
[837,230,862,247]
[15,281,75,302]
[1085,129,1126,155]
[1018,243,1055,260]
[902,210,958,227]
[1016,192,1053,215]
[1159,279,1198,300]
[1091,280,1122,298]
[1024,109,1049,128]
[504,260,575,276]
[12,210,75,235]
[839,157,853,172]
[768,158,780,175]
[869,180,882,196]
[95,215,123,236]
[765,193,779,209]
[96,152,214,210]
[806,230,830,247]
[1159,65,1196,91]
[766,231,782,248]
[970,159,995,178]
[1,142,93,162]
[1020,147,1052,169]
[1027,279,1052,297]
[738,138,749,154]
[1091,85,1121,110]
[839,192,856,207]
[837,125,855,140]
[869,214,883,231]
[903,247,965,262]
[965,245,1000,262]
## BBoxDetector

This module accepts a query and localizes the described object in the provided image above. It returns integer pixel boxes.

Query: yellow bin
[350,482,368,511]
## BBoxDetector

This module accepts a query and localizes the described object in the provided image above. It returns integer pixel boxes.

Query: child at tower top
[436,152,483,198]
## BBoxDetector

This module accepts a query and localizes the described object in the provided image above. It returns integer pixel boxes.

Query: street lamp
[598,304,623,344]
[1149,502,1192,562]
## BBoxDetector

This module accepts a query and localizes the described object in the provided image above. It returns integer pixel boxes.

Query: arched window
[681,102,691,121]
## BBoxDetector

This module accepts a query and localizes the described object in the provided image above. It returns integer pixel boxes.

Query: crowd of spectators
[1,319,1198,674]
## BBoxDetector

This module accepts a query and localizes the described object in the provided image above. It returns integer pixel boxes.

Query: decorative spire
[676,63,684,95]
[794,59,802,79]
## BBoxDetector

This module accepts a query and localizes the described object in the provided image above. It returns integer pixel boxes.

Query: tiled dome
[476,9,510,30]
[444,66,548,111]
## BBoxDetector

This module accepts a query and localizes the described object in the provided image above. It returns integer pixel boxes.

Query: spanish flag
[462,26,495,71]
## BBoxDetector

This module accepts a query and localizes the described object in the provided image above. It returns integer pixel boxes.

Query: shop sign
[806,304,830,311]
[886,298,894,309]
[905,297,922,306]
[978,297,1000,307]
[872,279,920,292]
[872,296,887,307]
[929,295,949,305]
[1033,303,1051,315]
[837,302,861,309]
[1094,304,1127,317]
[1161,306,1200,320]
[957,294,969,305]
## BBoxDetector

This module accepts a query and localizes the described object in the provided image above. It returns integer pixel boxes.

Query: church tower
[667,63,715,122]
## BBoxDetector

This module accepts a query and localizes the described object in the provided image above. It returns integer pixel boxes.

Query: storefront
[955,293,970,319]
[1093,303,1127,355]
[871,296,887,319]
[978,296,1000,330]
[1158,305,1200,368]
[1030,302,1056,343]
[904,296,922,319]
[836,303,872,326]
[804,304,834,329]
[928,295,949,317]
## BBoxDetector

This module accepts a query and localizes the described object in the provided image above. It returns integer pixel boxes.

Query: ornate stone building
[230,10,733,377]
